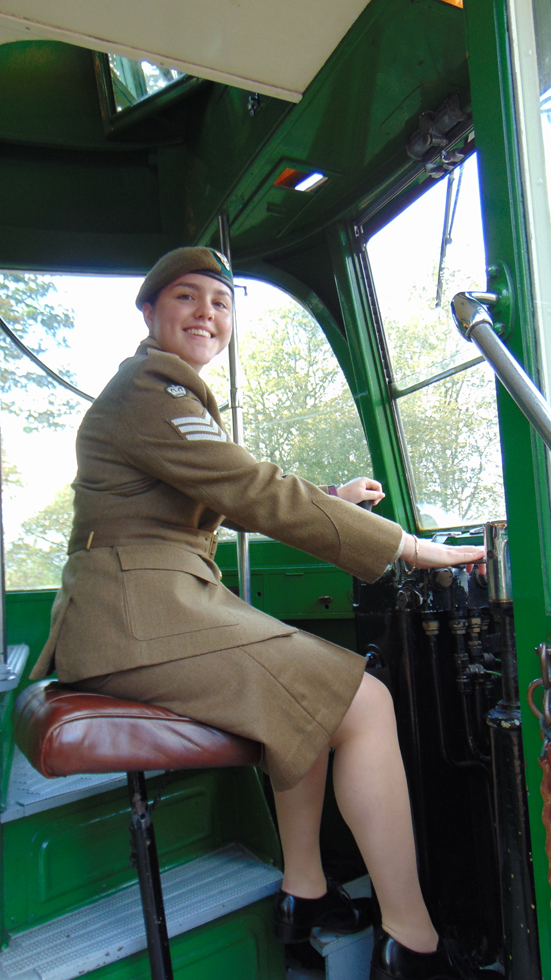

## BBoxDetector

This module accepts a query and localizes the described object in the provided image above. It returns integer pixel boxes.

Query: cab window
[364,154,506,529]
[204,280,372,490]
[1,275,371,585]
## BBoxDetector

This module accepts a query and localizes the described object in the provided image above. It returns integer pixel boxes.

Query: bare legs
[272,673,438,954]
[274,745,329,899]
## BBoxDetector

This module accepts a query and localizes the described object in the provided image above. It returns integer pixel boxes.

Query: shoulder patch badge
[171,410,228,443]
[165,385,188,398]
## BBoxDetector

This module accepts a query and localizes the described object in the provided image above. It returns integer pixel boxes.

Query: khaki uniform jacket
[31,337,404,683]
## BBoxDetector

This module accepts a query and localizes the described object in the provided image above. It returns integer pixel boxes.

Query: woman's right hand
[401,533,485,571]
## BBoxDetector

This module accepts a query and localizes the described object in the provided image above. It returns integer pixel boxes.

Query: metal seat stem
[127,770,174,980]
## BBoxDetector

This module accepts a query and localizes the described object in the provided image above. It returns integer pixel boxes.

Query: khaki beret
[136,247,233,310]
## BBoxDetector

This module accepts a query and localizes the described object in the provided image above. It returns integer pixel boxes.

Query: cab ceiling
[0,0,372,102]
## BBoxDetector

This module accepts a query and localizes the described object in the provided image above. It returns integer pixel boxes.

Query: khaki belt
[69,520,218,560]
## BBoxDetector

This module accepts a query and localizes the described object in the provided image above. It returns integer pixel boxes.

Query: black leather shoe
[273,880,372,944]
[370,932,503,979]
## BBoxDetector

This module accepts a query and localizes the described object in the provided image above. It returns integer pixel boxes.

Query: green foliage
[208,305,372,486]
[0,271,77,431]
[5,484,73,590]
[386,277,505,525]
[2,449,22,491]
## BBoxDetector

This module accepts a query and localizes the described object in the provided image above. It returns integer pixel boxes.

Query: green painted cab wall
[0,0,468,273]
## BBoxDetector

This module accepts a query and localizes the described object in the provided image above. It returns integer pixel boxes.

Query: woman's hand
[401,534,485,571]
[337,477,385,506]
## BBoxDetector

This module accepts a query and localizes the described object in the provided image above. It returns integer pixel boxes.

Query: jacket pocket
[117,545,238,642]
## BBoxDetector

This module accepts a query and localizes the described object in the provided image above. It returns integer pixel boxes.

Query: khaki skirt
[72,630,366,791]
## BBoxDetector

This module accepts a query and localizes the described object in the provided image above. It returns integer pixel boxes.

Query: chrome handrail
[451,291,551,452]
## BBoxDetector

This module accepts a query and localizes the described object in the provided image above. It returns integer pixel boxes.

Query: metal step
[1,746,161,822]
[285,875,373,980]
[311,926,374,980]
[0,843,283,980]
[311,875,373,980]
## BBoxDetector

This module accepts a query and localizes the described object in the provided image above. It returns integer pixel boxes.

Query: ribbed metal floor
[0,843,283,980]
[1,747,162,822]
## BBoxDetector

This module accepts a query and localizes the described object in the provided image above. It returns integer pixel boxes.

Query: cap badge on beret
[213,250,231,271]
[135,245,234,310]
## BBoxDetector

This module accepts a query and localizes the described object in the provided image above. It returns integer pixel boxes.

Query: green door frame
[464,0,551,973]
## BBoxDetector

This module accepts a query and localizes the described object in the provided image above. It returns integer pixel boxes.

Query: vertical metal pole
[127,771,174,980]
[484,521,540,979]
[217,214,252,604]
[435,170,455,308]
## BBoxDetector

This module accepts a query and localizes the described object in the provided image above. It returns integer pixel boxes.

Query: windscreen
[364,154,506,530]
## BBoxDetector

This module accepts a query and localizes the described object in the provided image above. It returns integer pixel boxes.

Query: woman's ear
[142,302,154,332]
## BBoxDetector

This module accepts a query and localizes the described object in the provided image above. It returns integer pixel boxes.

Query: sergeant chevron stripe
[172,411,228,443]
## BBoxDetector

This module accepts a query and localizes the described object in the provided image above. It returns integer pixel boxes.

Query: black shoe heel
[369,931,503,979]
[273,881,371,946]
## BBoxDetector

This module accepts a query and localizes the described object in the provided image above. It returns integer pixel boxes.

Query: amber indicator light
[273,168,328,192]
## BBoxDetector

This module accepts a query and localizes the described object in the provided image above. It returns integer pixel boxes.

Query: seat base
[13,682,262,778]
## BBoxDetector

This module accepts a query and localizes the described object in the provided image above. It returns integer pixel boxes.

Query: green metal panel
[0,592,58,808]
[5,590,57,659]
[79,899,284,980]
[0,0,470,273]
[198,0,470,258]
[0,42,105,148]
[2,766,280,934]
[463,0,551,973]
[3,772,222,931]
[216,540,355,620]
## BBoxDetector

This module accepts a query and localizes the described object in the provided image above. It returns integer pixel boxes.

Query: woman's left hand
[337,477,385,506]
[401,534,485,573]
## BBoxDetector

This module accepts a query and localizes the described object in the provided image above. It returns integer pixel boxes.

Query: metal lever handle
[359,500,373,511]
[451,291,551,452]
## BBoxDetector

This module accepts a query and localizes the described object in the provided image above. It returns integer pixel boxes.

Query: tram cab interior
[0,0,550,978]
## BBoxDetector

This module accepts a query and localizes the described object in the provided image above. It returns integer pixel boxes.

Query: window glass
[369,154,484,390]
[108,55,186,112]
[398,363,505,528]
[205,283,371,489]
[0,273,145,590]
[533,0,551,216]
[366,154,506,528]
[1,275,370,586]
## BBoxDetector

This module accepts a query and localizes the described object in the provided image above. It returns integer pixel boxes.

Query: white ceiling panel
[0,0,372,102]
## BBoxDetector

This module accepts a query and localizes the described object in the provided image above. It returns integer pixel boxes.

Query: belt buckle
[208,532,218,559]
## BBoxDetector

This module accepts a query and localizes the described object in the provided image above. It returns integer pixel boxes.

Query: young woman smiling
[31,247,493,980]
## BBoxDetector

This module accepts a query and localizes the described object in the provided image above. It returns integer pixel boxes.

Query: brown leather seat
[13,681,263,778]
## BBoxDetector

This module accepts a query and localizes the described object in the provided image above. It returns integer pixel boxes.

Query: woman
[31,247,497,980]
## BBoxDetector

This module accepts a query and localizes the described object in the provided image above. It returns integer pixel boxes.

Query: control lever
[359,500,373,512]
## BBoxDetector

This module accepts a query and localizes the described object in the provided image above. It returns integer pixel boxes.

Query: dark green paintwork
[79,899,283,980]
[463,0,551,973]
[0,0,468,274]
[0,591,59,808]
[2,767,279,934]
[216,540,356,620]
[1,0,551,972]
